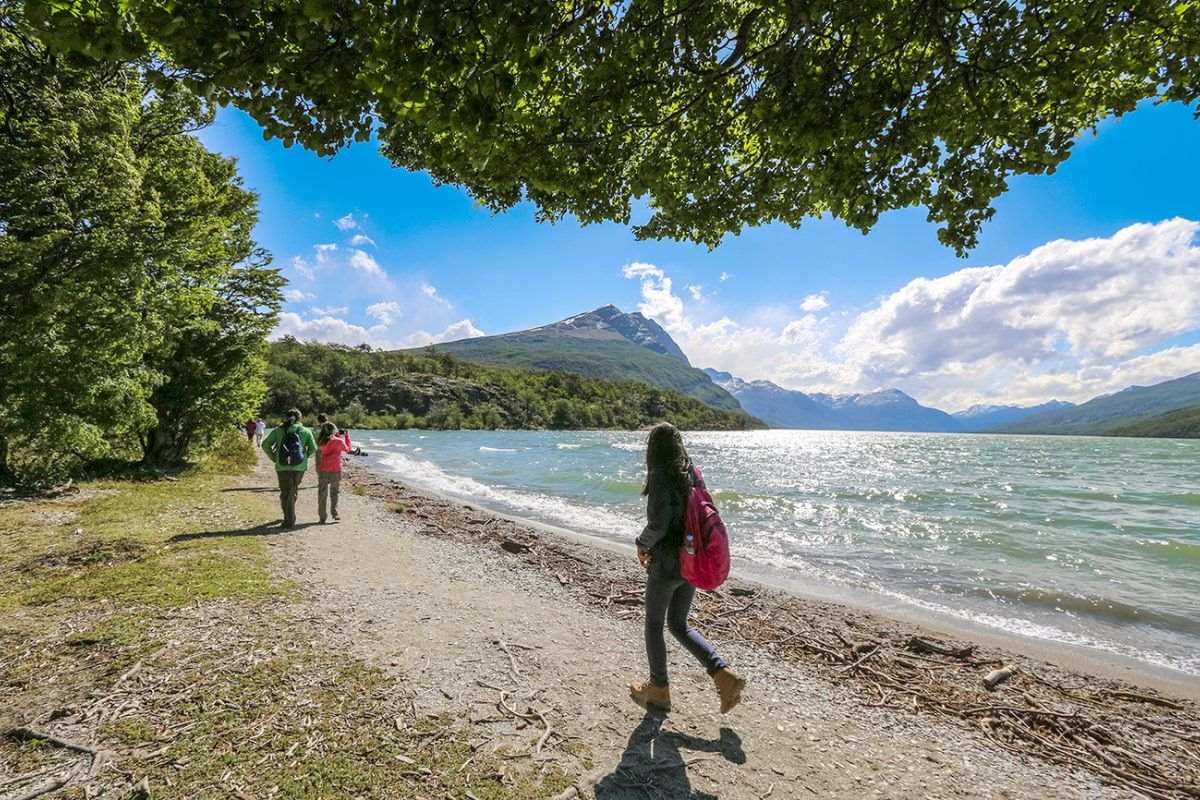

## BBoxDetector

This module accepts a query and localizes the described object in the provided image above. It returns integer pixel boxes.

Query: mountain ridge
[415,306,743,413]
[998,372,1200,434]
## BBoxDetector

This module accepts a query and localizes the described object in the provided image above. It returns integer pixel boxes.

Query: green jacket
[262,424,317,472]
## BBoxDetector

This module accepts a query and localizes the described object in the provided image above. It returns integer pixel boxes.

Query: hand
[636,544,651,570]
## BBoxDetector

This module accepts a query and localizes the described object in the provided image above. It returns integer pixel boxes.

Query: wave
[375,451,641,538]
[610,442,643,451]
[557,443,582,450]
[479,446,519,453]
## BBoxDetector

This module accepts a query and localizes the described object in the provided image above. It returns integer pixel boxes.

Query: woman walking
[315,422,351,523]
[629,422,745,714]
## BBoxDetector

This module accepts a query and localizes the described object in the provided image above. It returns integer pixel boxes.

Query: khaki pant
[317,470,341,522]
[276,469,305,527]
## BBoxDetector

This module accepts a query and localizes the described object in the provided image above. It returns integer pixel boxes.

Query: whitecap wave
[557,443,582,450]
[479,446,518,453]
[375,451,641,539]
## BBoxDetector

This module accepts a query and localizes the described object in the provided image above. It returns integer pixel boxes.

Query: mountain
[952,400,1075,432]
[266,339,762,431]
[1106,405,1200,438]
[705,369,961,431]
[530,305,690,362]
[420,306,743,413]
[704,370,844,428]
[1000,372,1200,435]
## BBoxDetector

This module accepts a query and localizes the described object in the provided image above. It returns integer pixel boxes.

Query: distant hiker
[254,418,266,447]
[244,418,257,442]
[316,421,351,523]
[629,422,745,715]
[261,408,317,529]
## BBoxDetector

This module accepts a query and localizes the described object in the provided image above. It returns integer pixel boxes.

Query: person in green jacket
[261,408,317,529]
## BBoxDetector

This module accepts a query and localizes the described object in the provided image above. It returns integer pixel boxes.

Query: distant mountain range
[420,305,744,413]
[950,401,1076,432]
[998,372,1200,435]
[703,369,1064,432]
[418,303,1199,437]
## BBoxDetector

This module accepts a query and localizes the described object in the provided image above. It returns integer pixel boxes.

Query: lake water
[357,429,1200,676]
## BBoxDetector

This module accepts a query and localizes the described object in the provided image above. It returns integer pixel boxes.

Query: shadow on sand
[594,711,745,799]
[168,520,320,543]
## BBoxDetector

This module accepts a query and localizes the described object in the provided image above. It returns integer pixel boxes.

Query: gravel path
[258,458,1134,800]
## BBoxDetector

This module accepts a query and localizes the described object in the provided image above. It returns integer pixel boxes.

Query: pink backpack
[679,466,731,590]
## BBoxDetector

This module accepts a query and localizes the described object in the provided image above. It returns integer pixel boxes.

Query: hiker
[261,408,317,529]
[629,422,744,714]
[244,418,257,442]
[254,418,266,447]
[315,422,351,523]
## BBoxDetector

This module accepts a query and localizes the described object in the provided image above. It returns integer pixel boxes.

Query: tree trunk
[140,426,186,468]
[0,435,14,487]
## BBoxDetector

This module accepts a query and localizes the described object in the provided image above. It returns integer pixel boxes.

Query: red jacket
[317,434,351,473]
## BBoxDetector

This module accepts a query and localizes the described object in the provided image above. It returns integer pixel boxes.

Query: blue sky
[198,101,1200,410]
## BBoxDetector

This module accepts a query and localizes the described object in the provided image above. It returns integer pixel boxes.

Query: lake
[356,429,1200,676]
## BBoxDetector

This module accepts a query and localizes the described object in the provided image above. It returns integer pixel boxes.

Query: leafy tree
[0,13,281,482]
[0,22,158,482]
[25,1,1200,252]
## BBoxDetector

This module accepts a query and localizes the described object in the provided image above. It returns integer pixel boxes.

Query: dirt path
[254,457,1130,800]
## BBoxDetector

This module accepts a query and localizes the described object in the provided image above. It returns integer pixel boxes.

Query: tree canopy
[0,14,282,484]
[25,1,1200,251]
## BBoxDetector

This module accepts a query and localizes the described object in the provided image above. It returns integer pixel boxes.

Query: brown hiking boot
[713,668,745,713]
[629,681,671,712]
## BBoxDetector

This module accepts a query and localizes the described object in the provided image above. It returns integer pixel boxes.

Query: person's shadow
[593,711,745,799]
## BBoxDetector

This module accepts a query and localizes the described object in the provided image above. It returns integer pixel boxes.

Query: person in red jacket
[315,422,351,523]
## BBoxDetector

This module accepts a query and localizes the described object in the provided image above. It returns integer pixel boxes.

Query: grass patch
[0,446,585,798]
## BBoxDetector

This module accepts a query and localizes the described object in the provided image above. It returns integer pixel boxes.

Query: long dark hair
[642,422,690,497]
[317,421,337,446]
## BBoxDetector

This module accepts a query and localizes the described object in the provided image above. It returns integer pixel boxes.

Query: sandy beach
[261,456,1198,800]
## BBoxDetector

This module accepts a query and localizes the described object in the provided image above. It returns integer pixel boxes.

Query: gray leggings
[645,568,726,686]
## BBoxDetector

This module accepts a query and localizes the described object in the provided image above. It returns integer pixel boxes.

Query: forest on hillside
[264,340,764,432]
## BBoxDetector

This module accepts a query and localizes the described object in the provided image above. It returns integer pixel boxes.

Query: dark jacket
[637,465,701,576]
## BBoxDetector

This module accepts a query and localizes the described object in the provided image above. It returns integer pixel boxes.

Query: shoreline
[343,459,1200,798]
[352,458,1200,700]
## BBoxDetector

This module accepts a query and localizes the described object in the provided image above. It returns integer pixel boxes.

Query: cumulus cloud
[366,301,402,325]
[687,284,704,301]
[311,305,349,316]
[349,249,386,278]
[622,220,1200,407]
[334,213,358,231]
[800,292,829,312]
[273,312,374,346]
[314,243,338,263]
[283,288,314,302]
[350,233,376,247]
[405,319,485,347]
[719,272,731,282]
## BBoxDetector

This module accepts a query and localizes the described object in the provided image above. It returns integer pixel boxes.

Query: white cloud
[311,305,349,316]
[349,249,385,278]
[839,219,1200,392]
[420,282,452,307]
[334,213,358,231]
[314,243,338,264]
[366,301,403,325]
[273,312,374,346]
[800,292,829,312]
[290,255,315,281]
[621,220,1200,407]
[284,288,314,302]
[719,272,731,282]
[405,319,486,347]
[687,284,704,301]
[622,261,684,328]
[350,233,376,247]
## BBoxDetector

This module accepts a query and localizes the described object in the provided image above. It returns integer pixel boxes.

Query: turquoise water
[359,429,1200,675]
